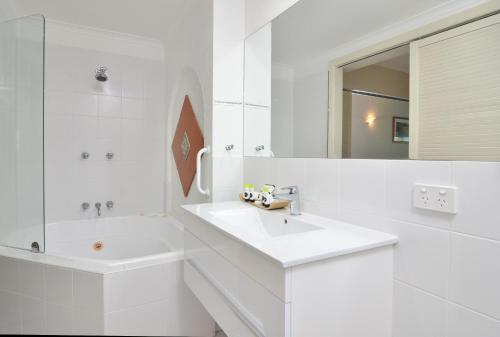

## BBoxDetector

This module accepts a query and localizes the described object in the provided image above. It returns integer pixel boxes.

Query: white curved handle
[196,147,210,196]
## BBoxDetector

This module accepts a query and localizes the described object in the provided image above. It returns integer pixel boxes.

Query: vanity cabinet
[181,205,395,337]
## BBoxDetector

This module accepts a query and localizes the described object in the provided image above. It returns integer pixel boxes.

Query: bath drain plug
[94,241,103,251]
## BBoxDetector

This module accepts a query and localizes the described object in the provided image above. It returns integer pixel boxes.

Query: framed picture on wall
[392,117,409,143]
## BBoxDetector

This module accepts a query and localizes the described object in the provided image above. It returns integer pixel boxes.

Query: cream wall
[344,65,409,98]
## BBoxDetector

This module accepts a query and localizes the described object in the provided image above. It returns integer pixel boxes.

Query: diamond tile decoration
[172,95,204,197]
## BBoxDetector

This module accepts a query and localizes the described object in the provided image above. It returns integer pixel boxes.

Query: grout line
[394,279,500,324]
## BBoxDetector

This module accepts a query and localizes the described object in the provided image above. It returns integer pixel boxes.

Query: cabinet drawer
[185,230,289,337]
[180,208,288,301]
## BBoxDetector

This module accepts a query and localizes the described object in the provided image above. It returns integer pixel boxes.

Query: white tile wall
[44,31,165,223]
[0,255,214,336]
[0,255,103,335]
[103,260,214,336]
[244,157,500,336]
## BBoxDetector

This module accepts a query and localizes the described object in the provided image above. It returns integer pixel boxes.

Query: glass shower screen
[0,15,45,252]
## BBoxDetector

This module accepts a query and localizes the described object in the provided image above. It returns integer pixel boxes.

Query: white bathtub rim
[0,244,184,274]
[0,215,186,274]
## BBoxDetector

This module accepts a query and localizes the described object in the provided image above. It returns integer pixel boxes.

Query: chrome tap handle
[280,186,299,194]
[95,202,102,216]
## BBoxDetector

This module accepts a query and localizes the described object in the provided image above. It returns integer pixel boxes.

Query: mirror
[243,0,500,161]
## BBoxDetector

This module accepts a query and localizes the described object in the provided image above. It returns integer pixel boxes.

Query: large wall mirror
[243,0,500,161]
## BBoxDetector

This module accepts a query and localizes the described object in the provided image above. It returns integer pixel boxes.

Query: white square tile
[73,308,104,335]
[213,156,243,190]
[18,261,44,299]
[303,158,338,207]
[450,233,500,320]
[274,158,306,191]
[243,157,276,189]
[20,296,45,334]
[339,159,386,215]
[447,303,500,337]
[122,97,144,119]
[44,91,73,116]
[390,220,450,297]
[98,95,121,118]
[98,117,121,140]
[336,208,388,233]
[122,69,144,98]
[386,160,453,229]
[452,162,500,240]
[104,301,167,336]
[393,281,447,337]
[46,303,72,335]
[72,93,98,116]
[44,265,73,306]
[0,256,19,293]
[301,200,337,220]
[73,271,103,311]
[103,264,170,313]
[0,290,21,330]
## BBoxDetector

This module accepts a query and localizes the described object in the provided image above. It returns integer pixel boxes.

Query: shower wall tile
[44,30,165,223]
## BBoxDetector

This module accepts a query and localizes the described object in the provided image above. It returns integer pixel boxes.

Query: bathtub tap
[95,202,102,216]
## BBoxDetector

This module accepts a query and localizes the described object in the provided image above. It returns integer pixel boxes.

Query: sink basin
[209,208,322,237]
[262,216,322,237]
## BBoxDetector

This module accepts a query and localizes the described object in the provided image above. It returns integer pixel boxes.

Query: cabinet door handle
[196,147,210,196]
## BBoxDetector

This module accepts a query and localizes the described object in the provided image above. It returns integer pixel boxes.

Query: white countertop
[182,201,398,268]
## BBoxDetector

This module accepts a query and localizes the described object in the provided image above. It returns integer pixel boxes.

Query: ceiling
[343,45,410,73]
[0,0,196,41]
[271,0,475,66]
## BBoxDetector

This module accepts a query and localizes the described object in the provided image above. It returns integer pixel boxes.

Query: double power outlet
[413,184,458,214]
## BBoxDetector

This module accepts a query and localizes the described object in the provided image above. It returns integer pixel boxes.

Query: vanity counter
[182,201,397,268]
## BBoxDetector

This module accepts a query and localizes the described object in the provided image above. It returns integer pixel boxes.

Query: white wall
[44,21,165,223]
[244,1,500,336]
[245,157,500,337]
[271,63,294,157]
[245,0,300,36]
[211,0,245,202]
[164,0,214,215]
[292,71,328,158]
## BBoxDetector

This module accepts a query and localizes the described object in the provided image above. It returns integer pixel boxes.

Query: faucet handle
[281,186,299,194]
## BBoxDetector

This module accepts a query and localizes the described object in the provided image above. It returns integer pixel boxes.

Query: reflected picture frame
[392,117,409,143]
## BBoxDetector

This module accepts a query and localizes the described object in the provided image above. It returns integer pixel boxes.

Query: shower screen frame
[0,14,45,252]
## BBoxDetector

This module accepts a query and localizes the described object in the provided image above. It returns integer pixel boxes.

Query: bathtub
[0,215,214,336]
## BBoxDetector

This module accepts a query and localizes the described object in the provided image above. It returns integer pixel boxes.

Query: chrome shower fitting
[95,66,108,82]
[81,202,90,211]
[106,201,114,209]
[95,202,102,216]
[31,242,40,253]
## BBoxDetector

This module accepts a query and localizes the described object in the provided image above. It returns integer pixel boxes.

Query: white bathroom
[0,0,499,336]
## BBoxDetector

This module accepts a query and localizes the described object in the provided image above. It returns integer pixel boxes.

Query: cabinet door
[184,230,290,337]
[410,13,500,160]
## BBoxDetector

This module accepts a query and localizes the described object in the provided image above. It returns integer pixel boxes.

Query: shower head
[95,66,108,82]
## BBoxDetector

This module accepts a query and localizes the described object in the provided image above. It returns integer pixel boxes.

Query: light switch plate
[413,184,458,214]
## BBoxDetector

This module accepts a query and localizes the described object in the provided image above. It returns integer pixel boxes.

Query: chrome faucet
[95,202,102,216]
[274,186,301,215]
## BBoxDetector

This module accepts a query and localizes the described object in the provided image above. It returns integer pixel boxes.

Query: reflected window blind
[410,14,500,161]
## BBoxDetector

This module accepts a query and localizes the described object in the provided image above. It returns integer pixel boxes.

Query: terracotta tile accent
[172,95,204,197]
